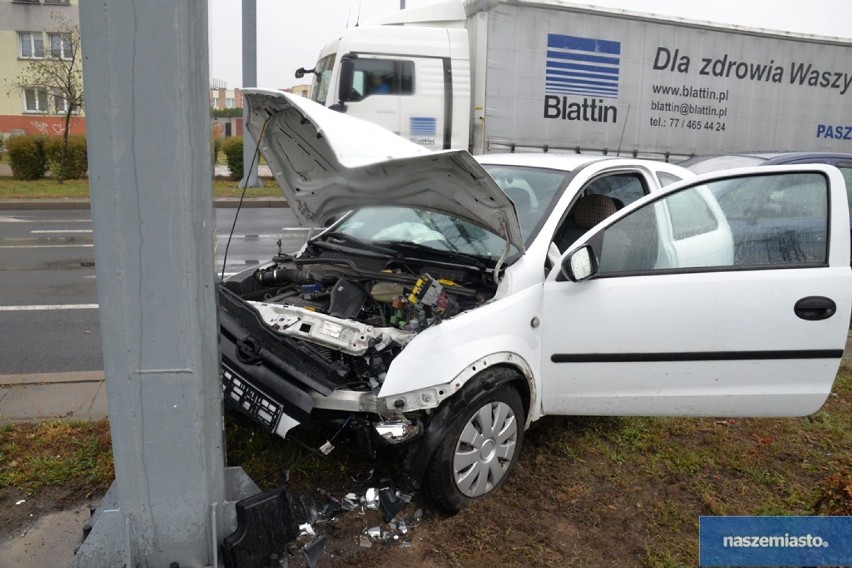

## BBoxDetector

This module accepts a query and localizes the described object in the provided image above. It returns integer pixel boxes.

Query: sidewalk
[0,371,106,425]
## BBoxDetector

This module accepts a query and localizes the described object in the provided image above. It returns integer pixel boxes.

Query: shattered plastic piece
[302,535,327,568]
[298,494,318,525]
[320,500,343,521]
[319,441,334,455]
[397,491,413,503]
[398,520,409,534]
[299,523,315,537]
[379,488,405,522]
[15,500,25,505]
[366,526,382,539]
[351,469,375,483]
[341,498,358,512]
[364,487,380,510]
[400,540,413,549]
[414,508,424,522]
[344,492,358,501]
[359,535,372,548]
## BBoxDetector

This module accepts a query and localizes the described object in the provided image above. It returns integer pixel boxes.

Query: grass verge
[0,177,282,199]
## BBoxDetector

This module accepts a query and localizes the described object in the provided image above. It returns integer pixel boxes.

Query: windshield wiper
[375,240,491,272]
[312,232,401,259]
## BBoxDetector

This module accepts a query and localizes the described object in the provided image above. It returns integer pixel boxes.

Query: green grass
[0,420,113,495]
[0,177,283,199]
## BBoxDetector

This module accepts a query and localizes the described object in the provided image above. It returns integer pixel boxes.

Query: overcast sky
[208,0,851,89]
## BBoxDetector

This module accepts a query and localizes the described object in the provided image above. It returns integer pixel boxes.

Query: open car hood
[242,89,525,251]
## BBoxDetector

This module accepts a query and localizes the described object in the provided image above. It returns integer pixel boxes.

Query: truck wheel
[423,381,524,513]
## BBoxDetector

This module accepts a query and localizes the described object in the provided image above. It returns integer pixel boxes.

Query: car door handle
[794,296,837,321]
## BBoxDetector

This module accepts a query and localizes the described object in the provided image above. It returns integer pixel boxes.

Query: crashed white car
[219,90,851,512]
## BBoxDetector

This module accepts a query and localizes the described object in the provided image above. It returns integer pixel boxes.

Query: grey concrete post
[240,0,261,188]
[74,1,228,565]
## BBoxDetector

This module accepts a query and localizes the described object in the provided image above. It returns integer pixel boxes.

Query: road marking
[0,217,91,223]
[0,304,99,311]
[0,244,93,249]
[31,229,93,234]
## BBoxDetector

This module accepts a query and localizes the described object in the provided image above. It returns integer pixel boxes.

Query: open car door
[540,165,851,417]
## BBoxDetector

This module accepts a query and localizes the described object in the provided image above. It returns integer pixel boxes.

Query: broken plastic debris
[319,441,334,455]
[379,487,405,521]
[302,535,327,568]
[15,500,25,505]
[299,523,315,537]
[359,535,372,548]
[400,540,413,549]
[366,526,382,539]
[298,494,318,525]
[414,508,424,522]
[364,487,380,510]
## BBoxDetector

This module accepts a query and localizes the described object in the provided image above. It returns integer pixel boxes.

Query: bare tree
[12,14,84,183]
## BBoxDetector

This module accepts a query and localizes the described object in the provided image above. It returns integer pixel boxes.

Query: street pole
[240,0,261,188]
[75,1,255,565]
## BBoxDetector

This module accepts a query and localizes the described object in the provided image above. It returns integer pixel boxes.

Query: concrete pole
[240,0,261,188]
[74,1,247,565]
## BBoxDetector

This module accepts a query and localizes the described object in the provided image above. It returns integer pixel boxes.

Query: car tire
[423,379,525,513]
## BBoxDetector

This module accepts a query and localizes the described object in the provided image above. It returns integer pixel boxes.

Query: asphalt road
[0,207,310,375]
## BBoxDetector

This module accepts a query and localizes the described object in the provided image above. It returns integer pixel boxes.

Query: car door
[539,165,850,417]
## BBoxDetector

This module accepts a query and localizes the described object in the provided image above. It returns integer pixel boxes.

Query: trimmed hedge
[221,136,243,181]
[7,134,48,180]
[45,135,88,180]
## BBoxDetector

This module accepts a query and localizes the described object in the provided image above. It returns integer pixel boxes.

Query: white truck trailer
[298,0,852,159]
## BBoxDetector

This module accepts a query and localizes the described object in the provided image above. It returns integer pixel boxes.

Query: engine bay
[221,244,499,392]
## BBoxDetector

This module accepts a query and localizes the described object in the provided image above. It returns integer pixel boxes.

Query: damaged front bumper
[218,285,423,445]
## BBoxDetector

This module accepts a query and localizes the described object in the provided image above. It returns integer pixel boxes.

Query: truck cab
[305,1,471,150]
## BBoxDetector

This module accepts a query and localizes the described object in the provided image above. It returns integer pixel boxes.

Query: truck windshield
[310,54,336,105]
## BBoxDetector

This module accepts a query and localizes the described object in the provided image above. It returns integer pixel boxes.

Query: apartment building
[0,0,84,137]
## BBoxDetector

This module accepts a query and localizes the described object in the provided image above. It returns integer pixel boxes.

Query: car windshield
[481,165,570,242]
[331,206,516,261]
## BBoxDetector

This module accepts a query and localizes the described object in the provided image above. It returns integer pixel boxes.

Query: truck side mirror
[337,56,355,108]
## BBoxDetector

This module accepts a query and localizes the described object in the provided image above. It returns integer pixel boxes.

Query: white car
[219,90,851,512]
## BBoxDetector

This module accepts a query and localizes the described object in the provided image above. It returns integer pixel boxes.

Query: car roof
[681,152,852,174]
[476,152,614,172]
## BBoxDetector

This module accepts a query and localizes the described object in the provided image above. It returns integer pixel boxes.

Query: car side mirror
[561,245,598,282]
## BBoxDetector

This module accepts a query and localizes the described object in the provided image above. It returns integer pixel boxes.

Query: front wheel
[423,382,524,512]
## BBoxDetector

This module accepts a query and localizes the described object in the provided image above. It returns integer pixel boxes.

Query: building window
[23,87,49,112]
[53,91,68,114]
[225,97,235,108]
[48,33,72,60]
[212,96,219,108]
[19,32,44,59]
[44,0,72,4]
[13,0,40,4]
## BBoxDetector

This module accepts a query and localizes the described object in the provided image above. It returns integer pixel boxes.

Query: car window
[665,188,718,240]
[482,165,570,243]
[593,172,828,275]
[837,164,852,206]
[552,173,647,253]
[582,173,646,207]
[656,172,682,187]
